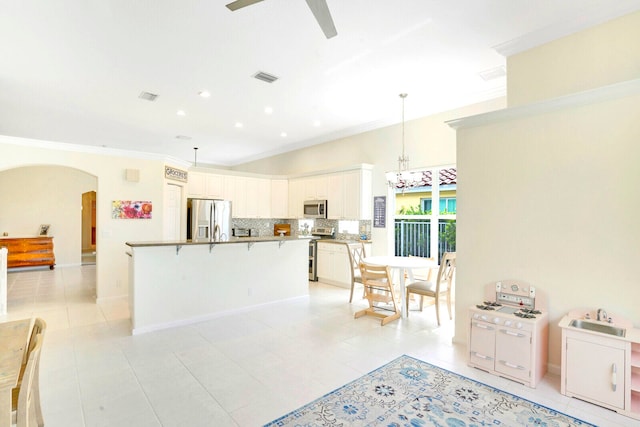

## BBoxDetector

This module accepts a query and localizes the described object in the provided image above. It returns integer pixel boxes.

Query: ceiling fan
[225,0,337,39]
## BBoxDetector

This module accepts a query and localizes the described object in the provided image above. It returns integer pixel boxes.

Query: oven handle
[499,329,526,338]
[473,322,494,331]
[499,360,526,370]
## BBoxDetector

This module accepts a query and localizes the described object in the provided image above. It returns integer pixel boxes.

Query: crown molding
[447,78,640,130]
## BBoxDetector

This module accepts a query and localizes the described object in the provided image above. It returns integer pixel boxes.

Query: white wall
[0,166,96,265]
[454,88,640,370]
[0,136,184,300]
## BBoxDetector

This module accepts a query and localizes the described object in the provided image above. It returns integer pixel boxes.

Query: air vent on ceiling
[478,66,506,81]
[138,91,159,101]
[175,135,192,140]
[253,71,279,84]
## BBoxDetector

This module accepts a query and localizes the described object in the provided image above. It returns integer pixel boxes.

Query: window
[420,198,456,214]
[298,219,314,235]
[338,220,359,234]
[421,199,432,213]
[440,198,456,214]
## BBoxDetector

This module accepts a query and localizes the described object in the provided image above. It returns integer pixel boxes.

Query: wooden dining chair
[12,318,46,427]
[354,262,400,326]
[405,252,456,325]
[347,242,366,303]
[13,334,43,427]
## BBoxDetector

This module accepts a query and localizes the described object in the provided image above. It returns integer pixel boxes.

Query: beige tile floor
[2,265,637,426]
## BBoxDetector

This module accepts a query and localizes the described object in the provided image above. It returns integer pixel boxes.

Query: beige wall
[507,11,640,107]
[0,136,183,300]
[455,89,640,370]
[0,166,96,265]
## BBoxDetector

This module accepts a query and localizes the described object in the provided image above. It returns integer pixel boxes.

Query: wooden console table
[0,237,55,269]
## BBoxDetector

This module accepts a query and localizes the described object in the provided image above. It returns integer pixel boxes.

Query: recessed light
[199,90,211,98]
[313,120,321,127]
[235,122,243,128]
[264,106,273,115]
[177,110,186,116]
[280,132,287,137]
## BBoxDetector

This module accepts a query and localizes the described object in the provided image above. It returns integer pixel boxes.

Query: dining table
[0,318,31,427]
[363,256,438,318]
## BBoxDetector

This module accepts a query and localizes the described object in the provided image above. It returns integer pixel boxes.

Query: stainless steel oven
[309,239,318,281]
[308,227,334,281]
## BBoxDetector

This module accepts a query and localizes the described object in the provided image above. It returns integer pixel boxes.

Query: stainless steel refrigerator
[187,198,232,242]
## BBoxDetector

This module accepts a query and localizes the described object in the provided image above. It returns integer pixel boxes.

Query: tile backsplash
[232,218,371,240]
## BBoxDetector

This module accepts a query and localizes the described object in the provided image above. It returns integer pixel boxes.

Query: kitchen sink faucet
[597,308,607,322]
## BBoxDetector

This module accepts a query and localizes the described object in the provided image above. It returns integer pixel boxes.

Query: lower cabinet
[563,333,626,410]
[316,242,351,288]
[560,322,640,422]
[1,237,55,269]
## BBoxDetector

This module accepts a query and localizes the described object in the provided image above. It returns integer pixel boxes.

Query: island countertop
[125,235,312,247]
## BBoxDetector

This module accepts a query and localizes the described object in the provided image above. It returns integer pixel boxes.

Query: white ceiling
[2,0,640,166]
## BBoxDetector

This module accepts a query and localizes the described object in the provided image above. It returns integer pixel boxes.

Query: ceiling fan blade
[305,0,337,39]
[226,0,264,12]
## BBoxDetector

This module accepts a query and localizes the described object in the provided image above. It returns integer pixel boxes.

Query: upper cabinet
[288,179,305,219]
[188,165,371,220]
[271,179,289,219]
[187,172,225,199]
[327,169,372,220]
[302,176,328,201]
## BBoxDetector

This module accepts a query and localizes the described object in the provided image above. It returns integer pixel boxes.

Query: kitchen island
[126,236,310,335]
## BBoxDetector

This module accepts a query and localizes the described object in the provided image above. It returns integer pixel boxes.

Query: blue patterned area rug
[264,354,595,427]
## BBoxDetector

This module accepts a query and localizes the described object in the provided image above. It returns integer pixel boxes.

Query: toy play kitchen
[559,309,640,420]
[468,280,549,388]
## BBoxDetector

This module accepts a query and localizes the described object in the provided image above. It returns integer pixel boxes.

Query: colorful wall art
[112,200,152,219]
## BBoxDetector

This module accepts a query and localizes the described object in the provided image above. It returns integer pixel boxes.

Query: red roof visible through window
[394,168,457,189]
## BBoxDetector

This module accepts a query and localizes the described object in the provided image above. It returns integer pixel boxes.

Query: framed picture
[39,224,50,236]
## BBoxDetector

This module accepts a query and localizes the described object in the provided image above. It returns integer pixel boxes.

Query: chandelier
[386,93,423,189]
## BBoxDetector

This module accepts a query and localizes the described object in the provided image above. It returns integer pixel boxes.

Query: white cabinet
[205,174,225,199]
[224,176,246,218]
[327,169,372,220]
[271,179,289,218]
[562,329,626,410]
[302,176,328,201]
[316,242,351,288]
[187,172,206,198]
[187,172,225,199]
[225,176,272,218]
[288,179,305,218]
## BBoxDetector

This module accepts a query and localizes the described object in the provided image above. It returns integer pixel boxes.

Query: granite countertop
[125,235,312,247]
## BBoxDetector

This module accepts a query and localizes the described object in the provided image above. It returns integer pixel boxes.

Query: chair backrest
[22,318,46,366]
[347,242,365,280]
[435,252,456,292]
[359,262,392,287]
[16,333,43,427]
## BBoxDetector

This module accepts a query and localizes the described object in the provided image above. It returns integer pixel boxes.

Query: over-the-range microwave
[303,200,327,219]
